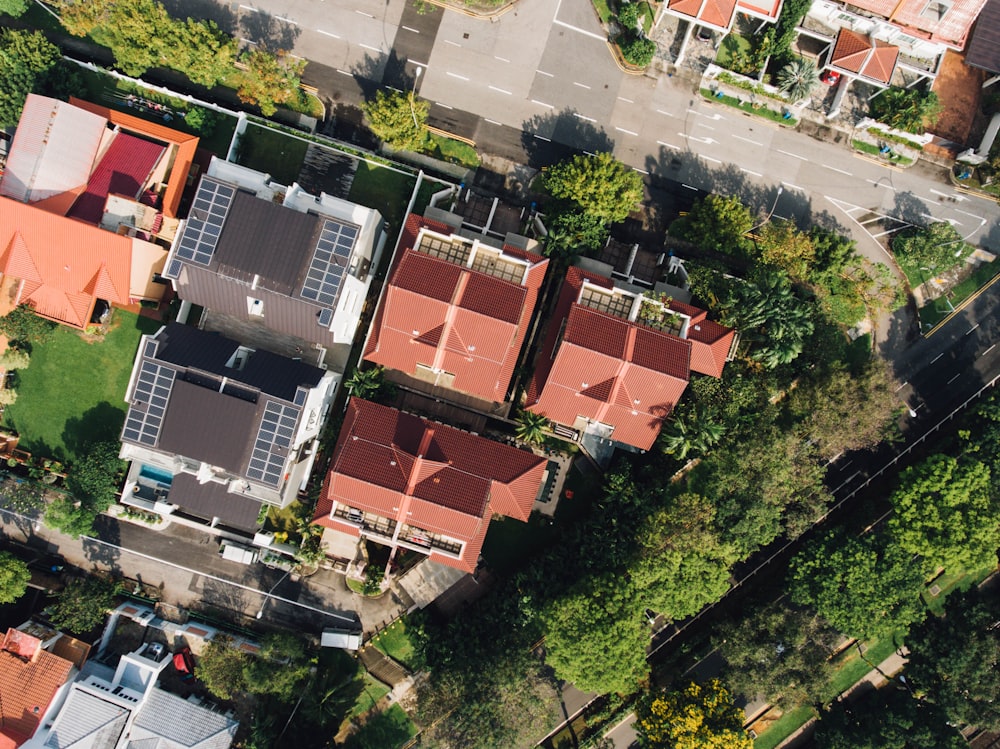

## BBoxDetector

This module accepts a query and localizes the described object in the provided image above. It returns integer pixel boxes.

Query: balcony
[399,525,463,556]
[333,505,396,540]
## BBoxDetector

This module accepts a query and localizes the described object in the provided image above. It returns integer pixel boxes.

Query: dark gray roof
[967,0,1000,73]
[212,190,319,295]
[169,472,262,531]
[153,323,324,402]
[157,378,258,474]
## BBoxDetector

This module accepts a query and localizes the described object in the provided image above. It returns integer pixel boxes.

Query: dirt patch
[931,50,985,145]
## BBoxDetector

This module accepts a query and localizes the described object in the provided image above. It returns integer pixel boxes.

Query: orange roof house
[314,398,547,572]
[0,628,74,747]
[364,213,548,405]
[662,0,782,33]
[526,267,735,453]
[826,28,900,84]
[844,0,987,51]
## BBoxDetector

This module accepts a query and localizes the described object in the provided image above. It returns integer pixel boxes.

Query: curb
[948,171,1000,202]
[606,39,648,76]
[423,0,519,20]
[923,271,1000,338]
[851,151,907,171]
[427,124,476,147]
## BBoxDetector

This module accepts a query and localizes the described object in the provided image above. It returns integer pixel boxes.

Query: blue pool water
[139,464,174,486]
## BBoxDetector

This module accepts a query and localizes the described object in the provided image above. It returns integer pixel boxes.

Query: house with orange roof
[0,627,75,748]
[656,0,784,64]
[363,211,548,410]
[0,94,199,328]
[526,266,735,460]
[314,397,548,573]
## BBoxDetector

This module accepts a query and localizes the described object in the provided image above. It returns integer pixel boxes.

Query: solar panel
[164,259,183,280]
[300,219,358,306]
[317,308,333,327]
[293,387,307,406]
[175,178,235,266]
[246,401,300,487]
[122,361,176,447]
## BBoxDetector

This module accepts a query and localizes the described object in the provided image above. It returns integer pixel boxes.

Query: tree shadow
[82,514,121,569]
[160,0,238,35]
[520,108,615,169]
[197,577,252,622]
[62,402,125,464]
[239,10,301,54]
[349,51,396,100]
[891,190,933,228]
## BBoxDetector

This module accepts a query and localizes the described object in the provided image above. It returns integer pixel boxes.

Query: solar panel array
[246,401,299,487]
[123,361,177,446]
[175,178,235,266]
[301,219,357,306]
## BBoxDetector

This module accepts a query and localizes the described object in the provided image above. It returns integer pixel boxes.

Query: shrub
[617,2,640,30]
[618,35,656,67]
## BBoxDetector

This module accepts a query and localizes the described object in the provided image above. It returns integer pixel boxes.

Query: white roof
[0,95,106,206]
[128,689,237,749]
[321,628,362,650]
[44,687,130,749]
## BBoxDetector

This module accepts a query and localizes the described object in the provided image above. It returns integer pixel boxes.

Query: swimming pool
[139,464,174,487]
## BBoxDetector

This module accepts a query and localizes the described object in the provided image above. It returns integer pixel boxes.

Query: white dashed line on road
[573,81,591,89]
[966,323,980,335]
[336,69,353,77]
[495,55,510,62]
[656,108,677,117]
[553,19,607,40]
[447,71,470,81]
[533,133,551,141]
[444,39,462,47]
[656,140,679,149]
[740,168,763,176]
[239,4,258,11]
[537,69,554,77]
[434,102,453,109]
[488,85,513,95]
[359,43,380,52]
[695,123,715,131]
[401,25,420,33]
[317,29,340,38]
[618,96,634,103]
[531,99,554,109]
[701,155,722,164]
[682,184,700,191]
[956,208,983,220]
[781,182,804,191]
[822,164,852,175]
[632,167,649,174]
[279,16,298,25]
[355,9,374,17]
[866,179,897,191]
[732,135,763,145]
[615,126,638,136]
[947,373,962,385]
[931,352,945,364]
[484,118,501,124]
[777,149,808,160]
[574,113,597,122]
[983,344,997,357]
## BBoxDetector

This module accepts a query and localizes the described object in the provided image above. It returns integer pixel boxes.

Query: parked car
[820,69,841,86]
[173,647,195,680]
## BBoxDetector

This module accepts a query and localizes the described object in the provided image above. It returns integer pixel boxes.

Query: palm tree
[777,58,819,103]
[660,409,726,459]
[516,410,549,446]
[722,269,814,369]
[345,365,384,400]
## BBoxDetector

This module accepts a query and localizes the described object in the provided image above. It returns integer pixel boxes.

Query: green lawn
[344,704,417,749]
[427,133,480,168]
[715,34,753,69]
[591,0,614,24]
[918,259,1000,329]
[851,139,914,166]
[236,124,309,185]
[700,89,797,126]
[371,617,417,670]
[753,706,815,749]
[350,673,391,718]
[2,311,160,463]
[922,563,996,615]
[347,162,417,247]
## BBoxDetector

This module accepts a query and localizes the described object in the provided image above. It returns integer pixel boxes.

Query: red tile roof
[0,196,132,328]
[365,214,547,403]
[847,0,986,49]
[829,29,900,83]
[668,0,739,28]
[69,98,199,219]
[0,629,73,746]
[315,398,546,572]
[527,267,732,451]
[67,133,165,225]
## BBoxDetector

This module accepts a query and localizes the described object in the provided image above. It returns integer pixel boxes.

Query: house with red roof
[0,628,75,748]
[0,95,198,328]
[656,0,784,64]
[526,266,734,456]
[314,398,548,573]
[363,212,547,408]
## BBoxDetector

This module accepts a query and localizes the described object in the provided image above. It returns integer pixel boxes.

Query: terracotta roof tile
[631,326,692,379]
[564,306,629,359]
[457,272,524,324]
[392,250,463,303]
[67,132,164,225]
[688,319,736,377]
[0,630,73,746]
[830,29,899,83]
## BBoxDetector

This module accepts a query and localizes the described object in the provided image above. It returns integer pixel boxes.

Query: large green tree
[543,152,643,224]
[669,194,753,255]
[362,89,429,151]
[892,221,971,272]
[788,531,925,640]
[542,208,608,257]
[0,29,61,126]
[197,635,251,700]
[888,455,997,571]
[49,576,121,633]
[165,18,237,88]
[44,496,98,539]
[636,680,754,749]
[66,441,126,514]
[870,87,941,134]
[0,0,28,17]
[0,551,30,604]
[722,269,814,369]
[235,48,306,117]
[755,219,815,280]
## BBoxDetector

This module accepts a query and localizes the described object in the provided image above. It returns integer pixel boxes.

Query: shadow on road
[238,9,301,54]
[82,515,121,571]
[520,108,613,168]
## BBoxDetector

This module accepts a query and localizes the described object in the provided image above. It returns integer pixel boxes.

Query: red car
[173,647,195,679]
[820,70,841,86]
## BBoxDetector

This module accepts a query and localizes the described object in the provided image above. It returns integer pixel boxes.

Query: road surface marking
[931,352,944,363]
[574,113,597,122]
[657,140,680,150]
[402,25,420,33]
[822,164,852,175]
[701,155,722,164]
[355,9,374,17]
[686,109,724,120]
[656,108,677,117]
[444,39,462,47]
[781,181,804,191]
[615,126,638,136]
[682,184,699,191]
[553,19,607,40]
[484,118,501,124]
[733,135,763,145]
[489,85,513,95]
[317,29,340,38]
[983,343,996,357]
[632,167,649,174]
[435,102,453,109]
[359,43,380,52]
[387,85,402,93]
[537,69,554,77]
[956,208,982,220]
[741,167,763,176]
[695,123,716,130]
[866,179,897,191]
[921,213,961,226]
[966,323,979,335]
[894,381,908,392]
[533,133,551,141]
[239,4,259,11]
[495,55,510,62]
[280,16,298,25]
[336,69,353,77]
[447,71,470,81]
[531,99,554,109]
[618,96,634,103]
[777,149,808,160]
[573,81,591,89]
[929,188,959,199]
[947,373,961,385]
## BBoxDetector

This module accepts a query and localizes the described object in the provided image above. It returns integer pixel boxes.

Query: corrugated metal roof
[0,95,106,208]
[67,133,165,225]
[966,0,1000,71]
[130,687,238,749]
[847,0,987,48]
[43,687,130,749]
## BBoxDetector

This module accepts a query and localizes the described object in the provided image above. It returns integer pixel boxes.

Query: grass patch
[347,162,417,247]
[370,617,417,670]
[350,673,390,718]
[343,703,416,749]
[638,2,655,32]
[851,139,914,166]
[2,311,160,463]
[426,133,480,168]
[263,500,307,539]
[918,258,1000,329]
[346,577,367,595]
[753,706,815,749]
[922,562,996,615]
[700,89,797,126]
[715,34,753,70]
[236,123,309,185]
[827,635,901,695]
[591,0,614,24]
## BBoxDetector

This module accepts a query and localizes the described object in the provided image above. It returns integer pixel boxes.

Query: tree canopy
[49,576,121,634]
[66,441,127,515]
[0,0,29,17]
[0,551,29,605]
[722,269,814,369]
[362,89,429,151]
[869,87,941,134]
[669,194,753,255]
[636,680,754,749]
[543,152,643,224]
[892,221,971,271]
[235,49,306,117]
[0,29,61,126]
[755,219,815,280]
[542,208,608,257]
